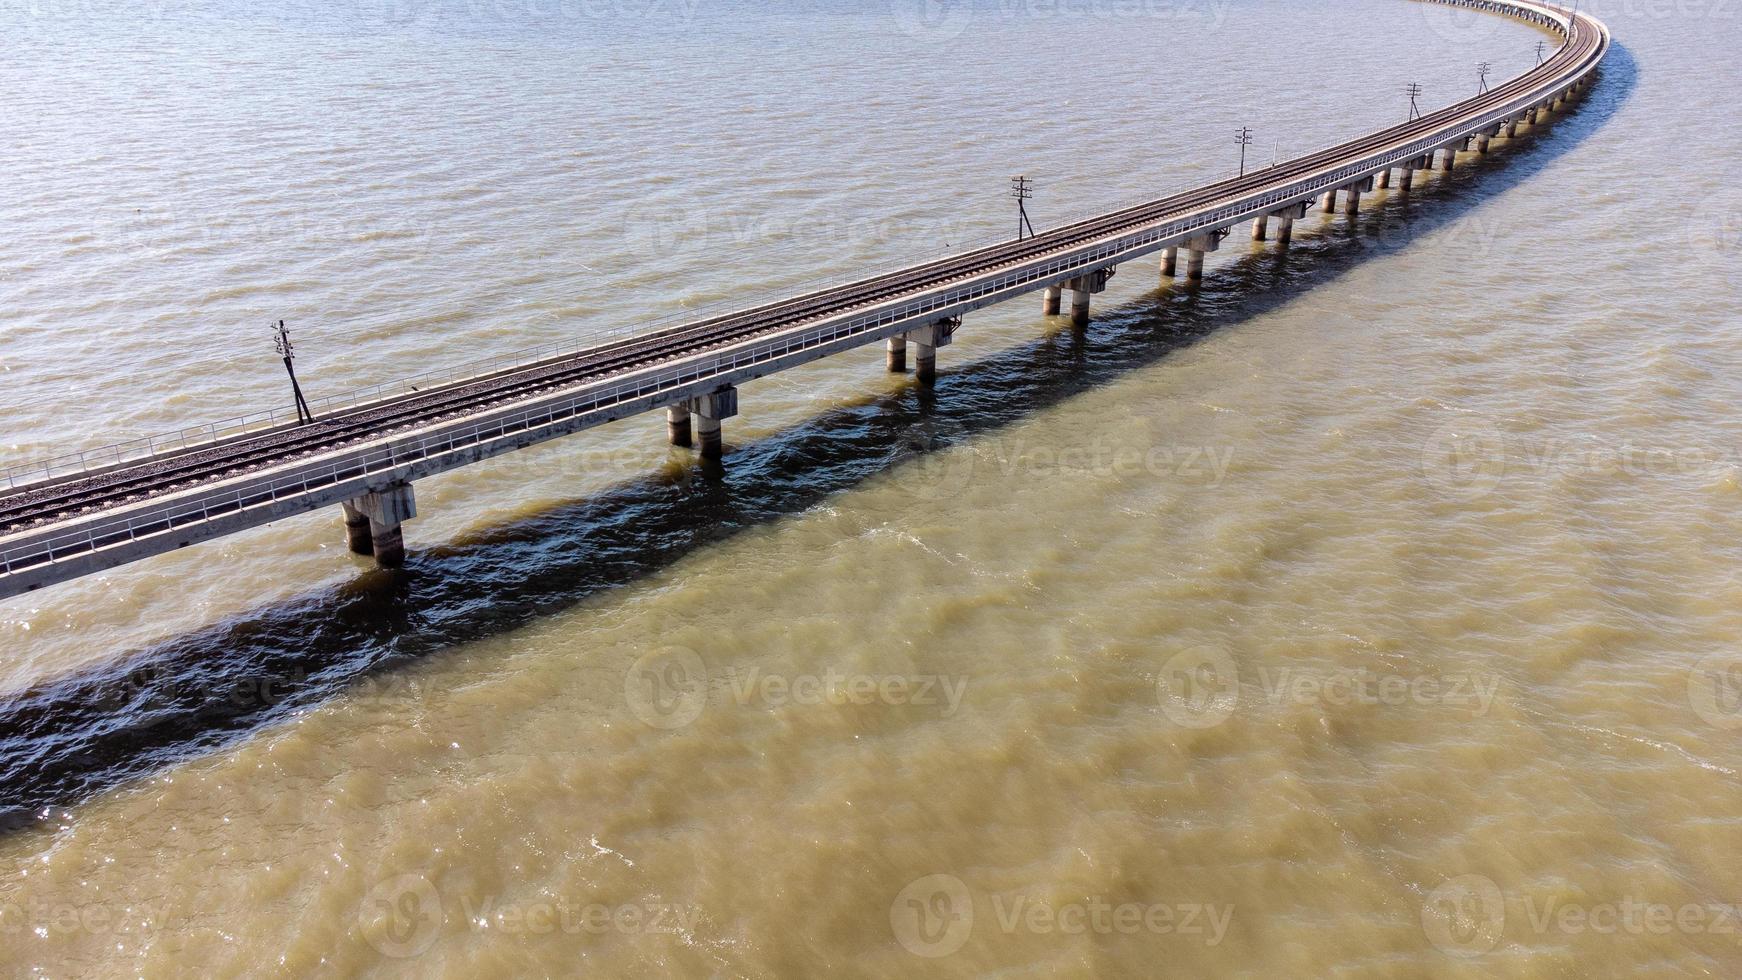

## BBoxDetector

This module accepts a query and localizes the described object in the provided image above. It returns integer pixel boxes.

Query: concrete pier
[1439,147,1456,171]
[666,404,693,446]
[1275,213,1295,245]
[1160,246,1177,278]
[885,334,907,372]
[690,386,738,459]
[1320,189,1337,212]
[1505,117,1520,137]
[1183,233,1218,282]
[1042,285,1061,316]
[1376,168,1391,190]
[1069,277,1092,326]
[1344,185,1362,216]
[1475,133,1491,154]
[1399,165,1414,191]
[351,483,416,568]
[1251,215,1268,242]
[340,502,372,556]
[909,319,955,381]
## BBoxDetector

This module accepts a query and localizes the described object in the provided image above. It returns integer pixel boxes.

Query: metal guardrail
[0,0,1585,495]
[0,0,1606,582]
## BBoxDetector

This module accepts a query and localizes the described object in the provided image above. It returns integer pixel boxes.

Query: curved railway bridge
[0,0,1611,599]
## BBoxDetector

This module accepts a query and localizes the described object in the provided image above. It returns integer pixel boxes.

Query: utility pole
[1010,175,1035,241]
[272,320,315,425]
[1233,127,1254,177]
[1477,61,1492,94]
[1405,82,1424,121]
[1536,40,1547,65]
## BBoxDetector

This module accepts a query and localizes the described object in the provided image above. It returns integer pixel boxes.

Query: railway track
[0,1,1601,540]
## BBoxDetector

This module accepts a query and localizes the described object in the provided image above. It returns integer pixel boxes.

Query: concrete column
[666,404,693,446]
[1320,189,1337,212]
[1041,285,1061,316]
[695,414,722,459]
[1475,133,1491,155]
[351,483,416,568]
[1251,215,1268,242]
[1185,250,1205,281]
[1399,166,1414,191]
[340,502,372,556]
[1376,168,1391,190]
[1344,186,1361,216]
[1183,234,1218,283]
[885,334,907,372]
[1439,147,1456,171]
[1160,246,1177,278]
[1069,277,1092,327]
[690,386,739,460]
[1275,214,1295,245]
[1505,118,1520,138]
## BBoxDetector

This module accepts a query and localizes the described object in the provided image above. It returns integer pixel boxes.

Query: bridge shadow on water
[0,48,1636,835]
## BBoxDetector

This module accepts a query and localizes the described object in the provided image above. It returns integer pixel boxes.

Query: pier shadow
[0,47,1636,835]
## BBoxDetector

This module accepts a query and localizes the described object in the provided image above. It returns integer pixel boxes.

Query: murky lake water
[3,0,1741,974]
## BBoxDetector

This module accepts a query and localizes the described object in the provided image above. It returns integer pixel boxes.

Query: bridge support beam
[1375,168,1391,190]
[1275,213,1295,245]
[1399,164,1414,191]
[340,502,372,556]
[1320,189,1337,212]
[1042,285,1062,316]
[690,386,738,460]
[351,483,416,568]
[1439,147,1456,171]
[1251,215,1268,242]
[1505,118,1520,138]
[886,334,907,372]
[666,404,692,446]
[1160,246,1177,279]
[1475,133,1491,155]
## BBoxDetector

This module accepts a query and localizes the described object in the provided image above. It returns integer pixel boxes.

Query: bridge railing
[0,0,1581,496]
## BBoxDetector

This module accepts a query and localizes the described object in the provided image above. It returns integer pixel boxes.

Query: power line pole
[272,320,315,425]
[1233,126,1254,177]
[1405,82,1424,121]
[1536,40,1547,65]
[1477,61,1492,94]
[1010,175,1035,241]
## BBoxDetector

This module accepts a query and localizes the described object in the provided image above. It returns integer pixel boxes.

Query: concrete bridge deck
[0,0,1610,599]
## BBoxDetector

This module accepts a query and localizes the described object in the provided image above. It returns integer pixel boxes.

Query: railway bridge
[0,0,1611,599]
